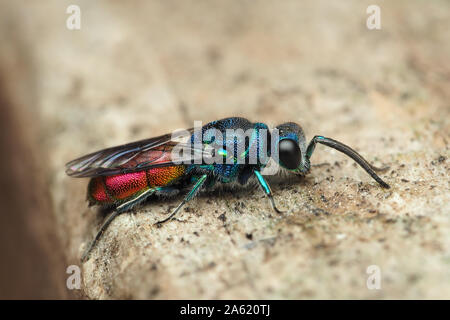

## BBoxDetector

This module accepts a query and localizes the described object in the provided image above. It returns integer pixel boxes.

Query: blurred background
[0,0,448,299]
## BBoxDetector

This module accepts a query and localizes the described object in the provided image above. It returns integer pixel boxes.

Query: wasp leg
[81,187,158,262]
[154,174,208,226]
[254,170,284,214]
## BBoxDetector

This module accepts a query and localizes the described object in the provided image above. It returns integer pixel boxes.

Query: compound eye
[278,139,301,170]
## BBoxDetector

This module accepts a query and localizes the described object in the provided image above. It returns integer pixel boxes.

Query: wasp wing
[65,128,213,177]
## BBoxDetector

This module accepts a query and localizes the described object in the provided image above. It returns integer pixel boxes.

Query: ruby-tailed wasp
[66,117,390,261]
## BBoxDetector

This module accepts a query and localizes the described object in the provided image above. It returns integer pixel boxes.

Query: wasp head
[273,122,310,175]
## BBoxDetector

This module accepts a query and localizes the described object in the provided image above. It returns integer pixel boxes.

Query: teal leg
[254,170,284,214]
[82,187,158,262]
[155,174,208,225]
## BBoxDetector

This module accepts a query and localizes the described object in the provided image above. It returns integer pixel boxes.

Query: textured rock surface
[1,0,449,299]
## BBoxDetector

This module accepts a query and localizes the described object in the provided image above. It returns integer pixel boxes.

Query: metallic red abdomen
[88,166,185,204]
